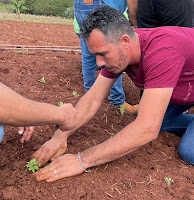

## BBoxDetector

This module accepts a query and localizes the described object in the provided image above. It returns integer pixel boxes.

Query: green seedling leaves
[58,101,65,106]
[164,177,174,186]
[26,159,41,173]
[72,91,79,96]
[39,76,46,83]
[119,104,125,115]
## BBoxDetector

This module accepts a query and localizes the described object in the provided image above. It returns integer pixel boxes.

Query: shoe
[120,102,138,114]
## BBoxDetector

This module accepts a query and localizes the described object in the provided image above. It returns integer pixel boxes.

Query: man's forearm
[80,119,158,169]
[0,83,65,126]
[54,90,103,139]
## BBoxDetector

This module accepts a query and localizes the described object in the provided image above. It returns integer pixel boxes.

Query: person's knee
[178,142,194,165]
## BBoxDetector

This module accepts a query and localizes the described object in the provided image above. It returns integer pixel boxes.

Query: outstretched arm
[32,74,116,165]
[0,82,77,130]
[35,87,173,182]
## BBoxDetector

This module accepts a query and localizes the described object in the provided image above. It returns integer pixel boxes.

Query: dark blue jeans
[161,104,194,165]
[74,0,125,106]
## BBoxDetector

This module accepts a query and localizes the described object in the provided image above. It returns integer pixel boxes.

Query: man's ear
[120,34,130,48]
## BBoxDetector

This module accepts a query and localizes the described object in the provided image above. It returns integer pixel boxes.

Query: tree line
[0,0,74,18]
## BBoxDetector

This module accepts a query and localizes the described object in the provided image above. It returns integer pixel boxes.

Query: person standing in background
[74,0,138,114]
[127,0,193,28]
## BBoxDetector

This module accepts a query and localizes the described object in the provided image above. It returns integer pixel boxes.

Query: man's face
[86,29,129,74]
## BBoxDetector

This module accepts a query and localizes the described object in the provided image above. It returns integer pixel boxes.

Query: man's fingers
[35,154,85,182]
[46,173,63,182]
[24,127,35,142]
[35,164,69,182]
[18,127,24,135]
[35,166,53,181]
[19,126,35,143]
[22,129,29,142]
[33,143,60,166]
[46,170,72,182]
[50,148,66,161]
[33,148,49,166]
[32,150,44,166]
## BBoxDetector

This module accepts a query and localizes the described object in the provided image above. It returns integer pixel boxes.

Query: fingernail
[18,130,23,135]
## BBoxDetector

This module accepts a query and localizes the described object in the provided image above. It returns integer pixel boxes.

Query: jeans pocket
[74,0,103,12]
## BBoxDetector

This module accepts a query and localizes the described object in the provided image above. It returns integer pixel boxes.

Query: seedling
[26,159,41,173]
[164,177,174,186]
[72,91,79,96]
[39,76,46,83]
[58,101,65,106]
[119,104,125,115]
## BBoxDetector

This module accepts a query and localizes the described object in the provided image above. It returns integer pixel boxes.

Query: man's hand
[35,154,84,182]
[18,126,35,143]
[58,103,77,131]
[32,129,68,166]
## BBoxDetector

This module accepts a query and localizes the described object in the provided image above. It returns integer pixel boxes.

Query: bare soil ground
[0,20,193,200]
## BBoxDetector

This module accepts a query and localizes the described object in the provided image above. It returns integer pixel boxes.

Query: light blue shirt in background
[102,0,127,13]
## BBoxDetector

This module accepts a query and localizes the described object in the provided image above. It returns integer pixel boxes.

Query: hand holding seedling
[32,129,68,166]
[35,154,83,182]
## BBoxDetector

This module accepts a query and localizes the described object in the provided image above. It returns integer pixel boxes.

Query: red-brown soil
[0,20,193,200]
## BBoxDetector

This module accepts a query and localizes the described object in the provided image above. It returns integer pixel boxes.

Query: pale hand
[35,154,84,182]
[32,129,68,166]
[18,126,35,143]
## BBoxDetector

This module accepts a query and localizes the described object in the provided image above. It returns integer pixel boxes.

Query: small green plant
[58,101,65,106]
[164,177,174,186]
[72,91,79,96]
[26,159,41,173]
[119,104,125,115]
[39,76,46,83]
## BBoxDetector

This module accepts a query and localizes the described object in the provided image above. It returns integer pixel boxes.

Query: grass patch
[0,12,73,25]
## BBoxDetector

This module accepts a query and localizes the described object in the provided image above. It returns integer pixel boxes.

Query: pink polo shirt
[101,26,194,105]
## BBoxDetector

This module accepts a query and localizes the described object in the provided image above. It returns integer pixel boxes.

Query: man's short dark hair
[80,5,135,44]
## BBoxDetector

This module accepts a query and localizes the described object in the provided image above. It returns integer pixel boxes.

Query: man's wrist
[55,106,66,125]
[53,129,68,141]
[77,152,91,172]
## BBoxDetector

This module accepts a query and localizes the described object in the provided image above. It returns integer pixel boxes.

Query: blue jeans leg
[74,0,125,106]
[0,124,4,143]
[178,118,194,165]
[79,35,97,92]
[160,104,194,165]
[108,74,125,106]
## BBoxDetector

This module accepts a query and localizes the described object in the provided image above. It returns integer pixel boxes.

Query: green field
[0,12,73,24]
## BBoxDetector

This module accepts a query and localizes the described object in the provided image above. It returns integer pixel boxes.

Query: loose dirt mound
[0,20,193,200]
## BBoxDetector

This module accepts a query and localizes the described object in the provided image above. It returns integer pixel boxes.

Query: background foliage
[0,0,74,18]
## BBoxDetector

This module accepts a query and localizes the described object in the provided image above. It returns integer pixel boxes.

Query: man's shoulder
[136,26,193,50]
[135,26,194,36]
